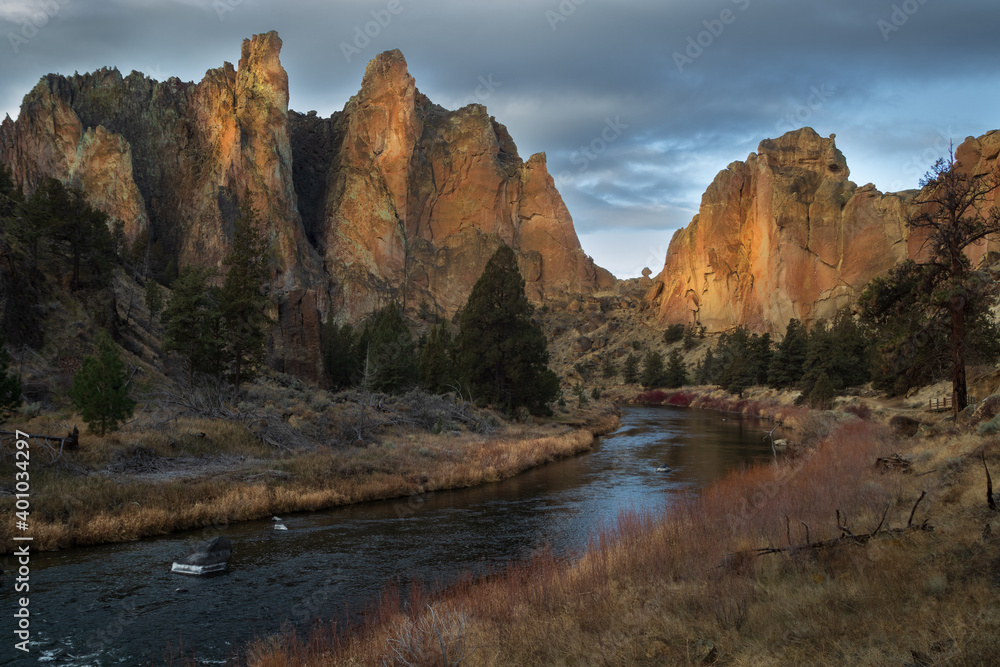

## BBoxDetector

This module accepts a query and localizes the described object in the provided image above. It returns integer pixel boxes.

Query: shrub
[636,389,669,404]
[665,392,694,407]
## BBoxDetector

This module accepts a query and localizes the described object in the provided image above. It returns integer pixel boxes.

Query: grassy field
[244,400,1000,666]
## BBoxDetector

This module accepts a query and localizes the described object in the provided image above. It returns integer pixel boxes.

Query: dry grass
[246,411,1000,666]
[0,404,619,553]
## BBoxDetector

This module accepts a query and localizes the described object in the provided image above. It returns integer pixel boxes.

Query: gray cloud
[1,0,998,276]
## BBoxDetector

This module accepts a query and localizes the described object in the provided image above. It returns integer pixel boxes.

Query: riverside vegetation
[245,396,1000,665]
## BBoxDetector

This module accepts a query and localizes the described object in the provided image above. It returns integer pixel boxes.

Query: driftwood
[0,427,79,465]
[876,453,913,474]
[739,492,931,561]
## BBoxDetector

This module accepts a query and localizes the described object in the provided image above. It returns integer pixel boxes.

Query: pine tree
[0,336,22,426]
[622,353,640,384]
[641,351,665,388]
[163,266,224,385]
[664,348,689,388]
[695,347,715,385]
[454,245,558,415]
[767,319,808,388]
[601,356,618,380]
[419,323,454,394]
[322,320,359,390]
[358,302,418,394]
[144,279,164,330]
[221,193,272,390]
[69,331,135,436]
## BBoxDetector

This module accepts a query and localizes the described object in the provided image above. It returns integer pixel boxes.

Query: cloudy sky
[1,0,998,278]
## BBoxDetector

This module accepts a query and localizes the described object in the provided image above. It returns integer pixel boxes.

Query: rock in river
[171,536,232,576]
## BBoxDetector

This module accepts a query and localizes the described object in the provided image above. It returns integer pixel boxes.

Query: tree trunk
[951,300,968,419]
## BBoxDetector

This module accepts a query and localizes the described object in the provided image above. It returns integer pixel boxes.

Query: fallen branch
[733,494,929,562]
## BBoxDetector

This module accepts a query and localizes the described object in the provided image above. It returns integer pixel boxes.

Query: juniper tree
[69,331,135,436]
[902,153,1000,416]
[454,245,558,415]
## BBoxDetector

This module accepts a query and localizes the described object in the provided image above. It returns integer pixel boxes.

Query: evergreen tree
[808,371,835,410]
[601,356,618,380]
[767,319,808,388]
[144,279,164,330]
[695,347,715,385]
[0,336,22,426]
[358,302,418,393]
[18,179,116,289]
[641,350,665,388]
[220,194,272,390]
[69,331,135,436]
[419,323,454,394]
[664,348,690,388]
[454,245,558,415]
[663,323,685,344]
[622,353,640,384]
[163,266,224,384]
[322,320,359,390]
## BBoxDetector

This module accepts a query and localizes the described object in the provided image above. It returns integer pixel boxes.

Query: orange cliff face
[645,128,920,333]
[291,49,613,319]
[0,35,612,384]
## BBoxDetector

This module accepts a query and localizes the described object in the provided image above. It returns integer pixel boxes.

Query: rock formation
[290,49,613,319]
[0,34,611,385]
[645,128,920,333]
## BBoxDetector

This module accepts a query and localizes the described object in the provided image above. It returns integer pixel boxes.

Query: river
[1,405,776,665]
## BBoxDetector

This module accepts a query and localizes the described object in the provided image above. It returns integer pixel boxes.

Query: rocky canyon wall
[644,127,1000,334]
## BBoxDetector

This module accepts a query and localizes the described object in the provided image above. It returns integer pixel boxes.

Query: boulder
[171,536,232,575]
[888,415,926,438]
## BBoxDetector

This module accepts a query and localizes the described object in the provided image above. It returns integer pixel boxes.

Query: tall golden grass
[246,416,1000,665]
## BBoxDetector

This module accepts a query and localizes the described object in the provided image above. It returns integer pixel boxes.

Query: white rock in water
[274,523,288,531]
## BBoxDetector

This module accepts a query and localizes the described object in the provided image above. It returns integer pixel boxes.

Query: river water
[1,406,775,665]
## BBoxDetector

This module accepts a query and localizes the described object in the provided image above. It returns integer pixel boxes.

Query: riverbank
[247,400,1000,665]
[0,396,620,553]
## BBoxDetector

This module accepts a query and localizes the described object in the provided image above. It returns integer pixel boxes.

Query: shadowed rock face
[0,34,610,385]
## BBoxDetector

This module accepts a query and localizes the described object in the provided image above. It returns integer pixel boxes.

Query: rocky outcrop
[646,128,916,332]
[292,49,613,318]
[1,36,610,385]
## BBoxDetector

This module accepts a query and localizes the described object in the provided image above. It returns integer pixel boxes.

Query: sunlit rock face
[645,128,921,332]
[1,35,610,384]
[293,49,613,319]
